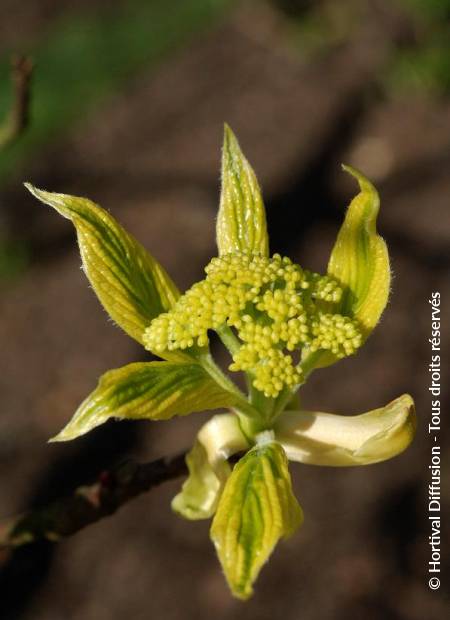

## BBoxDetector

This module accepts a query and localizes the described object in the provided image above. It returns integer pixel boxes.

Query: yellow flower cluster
[144,253,362,397]
[309,314,362,357]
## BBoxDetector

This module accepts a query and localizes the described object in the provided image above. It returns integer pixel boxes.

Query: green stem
[236,412,268,442]
[216,324,241,356]
[198,352,259,420]
[299,349,323,377]
[216,325,258,411]
[249,385,275,422]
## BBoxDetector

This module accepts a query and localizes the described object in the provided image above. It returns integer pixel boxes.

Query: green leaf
[24,184,180,346]
[216,125,269,257]
[274,394,416,466]
[172,413,249,520]
[51,361,238,442]
[327,165,390,338]
[210,437,303,600]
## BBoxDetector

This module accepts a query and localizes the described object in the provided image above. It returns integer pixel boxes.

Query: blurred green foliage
[0,0,447,282]
[274,0,450,96]
[0,0,234,281]
[401,0,450,20]
[0,0,233,185]
[388,0,450,95]
[387,34,450,96]
[0,236,29,282]
[274,0,362,57]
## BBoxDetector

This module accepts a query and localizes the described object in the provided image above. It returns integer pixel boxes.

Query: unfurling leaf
[274,394,416,466]
[24,184,180,345]
[172,442,231,520]
[51,362,238,442]
[210,438,303,600]
[327,165,390,338]
[172,413,249,520]
[216,125,269,257]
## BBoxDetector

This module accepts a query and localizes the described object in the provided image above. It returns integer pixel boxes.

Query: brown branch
[0,453,187,549]
[0,55,33,149]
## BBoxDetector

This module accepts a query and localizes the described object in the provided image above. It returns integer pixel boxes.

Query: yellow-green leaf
[274,394,416,466]
[216,125,269,257]
[327,165,390,338]
[25,184,180,346]
[210,437,303,600]
[172,413,249,520]
[51,362,238,442]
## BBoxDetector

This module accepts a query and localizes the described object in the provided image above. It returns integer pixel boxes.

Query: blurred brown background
[0,1,449,618]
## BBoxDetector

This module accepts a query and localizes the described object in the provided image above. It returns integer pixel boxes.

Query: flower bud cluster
[144,253,362,397]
